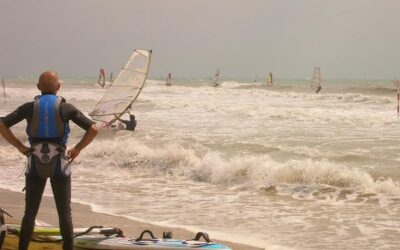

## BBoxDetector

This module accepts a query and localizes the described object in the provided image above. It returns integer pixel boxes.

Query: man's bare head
[37,71,60,94]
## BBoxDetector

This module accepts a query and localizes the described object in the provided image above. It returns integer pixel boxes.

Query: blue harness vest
[26,94,71,179]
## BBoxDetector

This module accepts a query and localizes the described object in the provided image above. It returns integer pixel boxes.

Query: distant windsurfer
[166,73,172,86]
[98,68,106,88]
[1,77,5,103]
[114,112,137,131]
[311,67,322,94]
[109,72,113,83]
[267,72,273,86]
[213,69,220,87]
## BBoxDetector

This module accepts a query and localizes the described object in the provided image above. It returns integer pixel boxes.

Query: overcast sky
[1,0,399,79]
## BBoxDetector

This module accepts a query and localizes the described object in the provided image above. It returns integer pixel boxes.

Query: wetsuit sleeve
[120,120,129,126]
[61,103,95,131]
[0,102,33,128]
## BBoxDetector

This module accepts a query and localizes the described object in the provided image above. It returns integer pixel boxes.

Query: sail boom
[122,68,147,74]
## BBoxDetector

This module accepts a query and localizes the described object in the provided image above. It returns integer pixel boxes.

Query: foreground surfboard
[5,224,120,237]
[3,234,61,250]
[2,225,231,250]
[74,235,231,250]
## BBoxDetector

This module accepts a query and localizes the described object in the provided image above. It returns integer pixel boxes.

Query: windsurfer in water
[114,112,137,131]
[0,71,98,250]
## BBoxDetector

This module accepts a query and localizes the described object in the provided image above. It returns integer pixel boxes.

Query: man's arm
[0,121,30,155]
[67,124,98,162]
[0,103,32,155]
[61,103,98,162]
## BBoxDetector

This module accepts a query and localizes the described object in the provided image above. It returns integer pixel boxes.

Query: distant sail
[394,80,400,117]
[310,67,322,94]
[1,77,5,103]
[267,72,273,86]
[89,49,152,124]
[166,73,172,86]
[109,72,113,83]
[213,68,220,87]
[98,68,106,88]
[394,80,400,93]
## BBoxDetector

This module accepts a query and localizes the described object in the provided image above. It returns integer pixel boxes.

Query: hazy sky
[1,0,399,79]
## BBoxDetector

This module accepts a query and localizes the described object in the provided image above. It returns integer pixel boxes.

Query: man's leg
[19,176,47,250]
[51,176,73,250]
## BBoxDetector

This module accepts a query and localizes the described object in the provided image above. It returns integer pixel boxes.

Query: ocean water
[0,77,400,250]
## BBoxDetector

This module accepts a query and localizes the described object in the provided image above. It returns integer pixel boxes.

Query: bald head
[37,71,60,94]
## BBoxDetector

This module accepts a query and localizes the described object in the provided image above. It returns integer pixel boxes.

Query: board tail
[0,208,13,249]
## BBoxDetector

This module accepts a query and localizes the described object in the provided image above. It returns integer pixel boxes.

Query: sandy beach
[0,188,262,250]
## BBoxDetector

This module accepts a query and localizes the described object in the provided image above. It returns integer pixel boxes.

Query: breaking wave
[79,138,400,205]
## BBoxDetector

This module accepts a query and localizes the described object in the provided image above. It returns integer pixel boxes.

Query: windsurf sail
[1,77,5,103]
[310,67,322,94]
[165,73,172,86]
[267,72,273,86]
[89,49,152,125]
[98,68,106,88]
[213,68,220,87]
[394,80,400,118]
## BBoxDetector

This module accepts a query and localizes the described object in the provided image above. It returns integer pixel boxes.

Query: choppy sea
[1,77,399,249]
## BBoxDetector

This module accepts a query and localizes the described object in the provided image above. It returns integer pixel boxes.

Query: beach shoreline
[0,188,262,250]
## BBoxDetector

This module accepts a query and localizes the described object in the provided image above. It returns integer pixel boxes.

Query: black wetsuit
[0,95,94,250]
[120,118,137,131]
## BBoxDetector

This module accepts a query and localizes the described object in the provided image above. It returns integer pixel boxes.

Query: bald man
[0,71,98,250]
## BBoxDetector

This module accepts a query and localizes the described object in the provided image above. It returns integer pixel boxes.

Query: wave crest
[80,139,400,204]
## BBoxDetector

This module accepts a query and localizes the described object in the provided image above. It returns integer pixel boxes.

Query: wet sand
[0,188,262,250]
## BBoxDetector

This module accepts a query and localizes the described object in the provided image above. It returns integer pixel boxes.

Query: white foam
[75,137,400,204]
